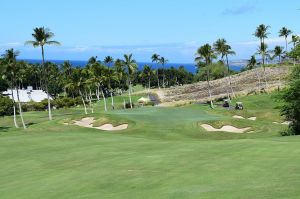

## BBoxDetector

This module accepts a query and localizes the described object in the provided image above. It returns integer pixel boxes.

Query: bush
[125,102,135,109]
[279,65,300,135]
[53,97,77,108]
[0,96,13,116]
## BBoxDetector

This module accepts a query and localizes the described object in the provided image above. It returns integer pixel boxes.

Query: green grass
[1,93,299,198]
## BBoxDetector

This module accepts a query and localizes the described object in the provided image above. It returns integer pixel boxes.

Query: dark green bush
[279,65,300,135]
[0,96,13,116]
[53,97,83,109]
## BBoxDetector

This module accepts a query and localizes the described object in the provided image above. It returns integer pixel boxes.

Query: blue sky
[0,0,299,63]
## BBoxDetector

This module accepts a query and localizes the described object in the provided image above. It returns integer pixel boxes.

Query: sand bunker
[72,117,128,131]
[273,121,292,125]
[233,115,257,121]
[94,124,128,131]
[201,124,251,133]
[233,115,245,119]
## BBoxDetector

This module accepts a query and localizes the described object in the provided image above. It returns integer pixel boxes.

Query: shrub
[125,102,134,109]
[279,65,300,135]
[0,96,13,116]
[54,97,76,108]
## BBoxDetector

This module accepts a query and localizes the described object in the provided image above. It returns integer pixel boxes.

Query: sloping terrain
[155,66,290,103]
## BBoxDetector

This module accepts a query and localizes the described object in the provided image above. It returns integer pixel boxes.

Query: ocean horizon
[20,59,244,73]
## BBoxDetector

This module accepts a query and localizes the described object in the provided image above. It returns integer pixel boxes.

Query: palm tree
[159,57,168,88]
[279,27,292,51]
[256,43,269,88]
[106,67,118,109]
[123,54,137,109]
[195,44,215,108]
[254,24,270,68]
[25,27,60,120]
[141,65,154,93]
[88,56,98,65]
[213,38,227,61]
[290,35,300,66]
[273,46,284,63]
[90,62,108,112]
[65,69,88,115]
[104,56,114,67]
[214,39,236,98]
[1,49,26,129]
[114,59,126,95]
[247,56,257,70]
[151,54,160,89]
[61,61,72,97]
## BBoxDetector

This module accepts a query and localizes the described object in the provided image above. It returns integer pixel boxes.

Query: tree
[106,67,118,109]
[279,65,300,135]
[159,57,168,88]
[256,43,269,88]
[90,61,108,112]
[104,56,114,67]
[195,44,216,108]
[254,24,270,68]
[246,55,257,70]
[151,54,160,89]
[273,46,284,63]
[123,54,137,109]
[279,27,292,51]
[213,38,235,99]
[25,27,60,120]
[140,65,154,92]
[61,61,73,97]
[290,35,300,66]
[1,49,26,129]
[65,69,88,114]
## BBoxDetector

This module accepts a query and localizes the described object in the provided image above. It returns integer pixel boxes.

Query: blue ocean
[21,59,243,73]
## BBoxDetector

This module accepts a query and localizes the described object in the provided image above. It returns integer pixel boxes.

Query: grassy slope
[0,93,299,199]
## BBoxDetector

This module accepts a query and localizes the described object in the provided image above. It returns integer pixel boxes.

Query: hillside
[155,66,291,103]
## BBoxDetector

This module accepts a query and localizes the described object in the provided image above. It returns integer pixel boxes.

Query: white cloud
[0,42,23,48]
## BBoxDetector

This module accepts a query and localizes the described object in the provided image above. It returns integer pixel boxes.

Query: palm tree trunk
[148,77,151,93]
[255,68,262,93]
[16,86,26,129]
[157,70,160,89]
[226,55,235,98]
[206,67,213,108]
[110,92,114,109]
[96,85,100,101]
[128,81,133,109]
[79,90,87,115]
[262,66,268,90]
[10,87,19,128]
[89,88,94,113]
[293,43,296,66]
[41,45,52,120]
[101,88,107,112]
[162,67,165,88]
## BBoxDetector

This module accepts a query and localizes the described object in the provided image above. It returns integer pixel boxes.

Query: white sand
[233,115,257,121]
[74,117,95,128]
[201,124,251,133]
[71,117,128,131]
[233,115,245,119]
[273,121,292,125]
[95,124,128,131]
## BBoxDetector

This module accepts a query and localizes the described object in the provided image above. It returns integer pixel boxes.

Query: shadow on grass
[0,126,11,132]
